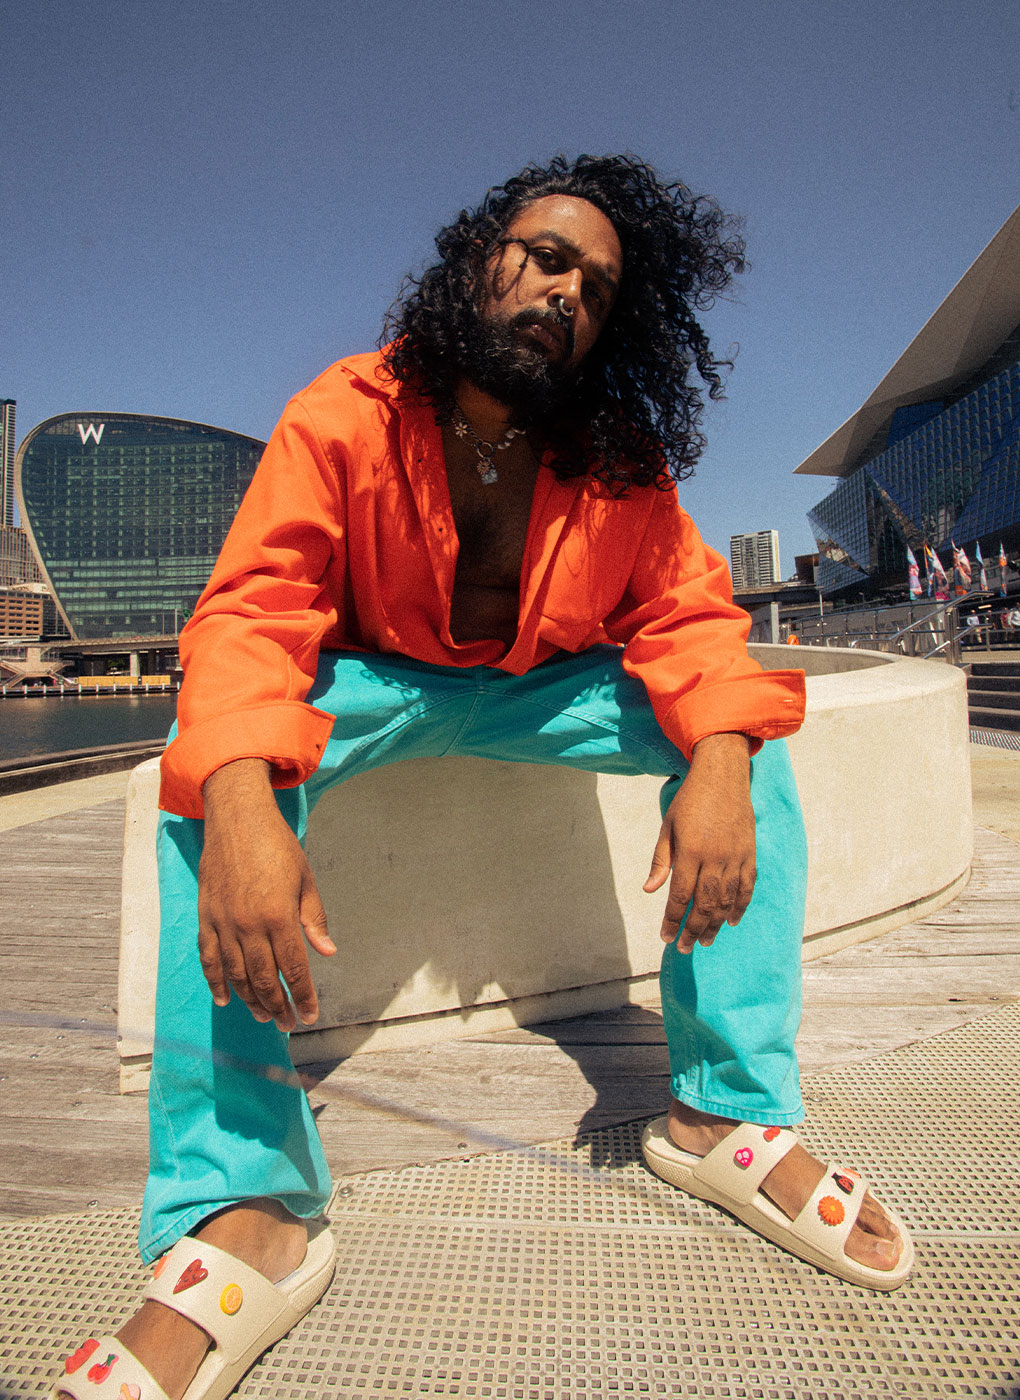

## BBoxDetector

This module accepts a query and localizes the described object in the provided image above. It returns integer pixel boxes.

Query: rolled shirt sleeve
[604,487,805,759]
[159,398,345,818]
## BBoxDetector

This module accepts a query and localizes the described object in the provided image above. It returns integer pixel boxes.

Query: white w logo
[77,422,105,445]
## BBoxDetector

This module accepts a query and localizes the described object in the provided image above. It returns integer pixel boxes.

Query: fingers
[196,916,230,1008]
[670,857,756,954]
[197,838,334,1031]
[199,909,300,1030]
[648,829,757,954]
[300,872,336,959]
[642,825,673,894]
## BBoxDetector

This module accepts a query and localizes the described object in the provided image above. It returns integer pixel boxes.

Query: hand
[643,732,756,954]
[197,759,336,1029]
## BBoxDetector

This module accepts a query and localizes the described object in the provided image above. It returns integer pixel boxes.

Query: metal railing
[788,594,1016,666]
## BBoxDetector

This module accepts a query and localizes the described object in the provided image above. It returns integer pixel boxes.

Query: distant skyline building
[0,522,44,588]
[16,413,265,639]
[730,529,781,589]
[0,525,64,638]
[1,400,16,528]
[798,202,1020,598]
[0,586,45,639]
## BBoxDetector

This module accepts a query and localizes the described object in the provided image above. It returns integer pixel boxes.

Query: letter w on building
[77,422,105,445]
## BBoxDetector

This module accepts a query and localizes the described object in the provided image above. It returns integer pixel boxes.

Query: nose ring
[553,295,574,318]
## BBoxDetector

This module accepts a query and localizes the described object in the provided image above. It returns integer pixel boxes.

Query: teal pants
[140,646,808,1262]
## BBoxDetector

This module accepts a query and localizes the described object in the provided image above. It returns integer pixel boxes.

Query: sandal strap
[52,1332,169,1400]
[144,1237,292,1362]
[692,1123,799,1205]
[789,1162,869,1257]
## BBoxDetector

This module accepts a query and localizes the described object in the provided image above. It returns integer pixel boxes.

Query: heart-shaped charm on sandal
[173,1258,209,1294]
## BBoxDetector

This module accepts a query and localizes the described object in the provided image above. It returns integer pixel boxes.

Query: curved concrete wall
[117,646,972,1086]
[756,645,972,951]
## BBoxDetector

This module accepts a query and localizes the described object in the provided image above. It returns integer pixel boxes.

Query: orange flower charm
[817,1195,845,1226]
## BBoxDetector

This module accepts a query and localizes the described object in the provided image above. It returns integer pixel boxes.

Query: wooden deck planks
[1,796,1018,1221]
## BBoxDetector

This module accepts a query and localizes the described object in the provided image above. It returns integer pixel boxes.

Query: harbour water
[0,693,178,762]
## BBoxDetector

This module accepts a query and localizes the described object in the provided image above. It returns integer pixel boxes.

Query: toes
[858,1192,902,1245]
[851,1225,903,1270]
[847,1202,903,1270]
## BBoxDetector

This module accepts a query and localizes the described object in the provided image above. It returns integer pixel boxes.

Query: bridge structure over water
[0,634,181,690]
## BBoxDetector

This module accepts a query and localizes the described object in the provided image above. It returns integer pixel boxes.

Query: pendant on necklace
[452,406,523,487]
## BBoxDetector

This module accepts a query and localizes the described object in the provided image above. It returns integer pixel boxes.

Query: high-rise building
[730,530,781,589]
[798,203,1020,597]
[16,412,266,639]
[1,400,16,528]
[0,523,43,587]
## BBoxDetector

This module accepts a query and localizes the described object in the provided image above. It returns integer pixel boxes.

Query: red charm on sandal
[173,1258,209,1293]
[64,1339,99,1375]
[87,1352,117,1383]
[733,1147,754,1168]
[763,1126,781,1142]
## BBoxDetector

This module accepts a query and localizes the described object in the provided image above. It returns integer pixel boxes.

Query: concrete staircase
[967,657,1020,732]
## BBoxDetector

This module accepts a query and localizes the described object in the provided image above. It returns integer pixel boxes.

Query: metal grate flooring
[4,1004,1019,1399]
[970,726,1020,750]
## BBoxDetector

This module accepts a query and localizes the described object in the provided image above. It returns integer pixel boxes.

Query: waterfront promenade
[2,747,1019,1396]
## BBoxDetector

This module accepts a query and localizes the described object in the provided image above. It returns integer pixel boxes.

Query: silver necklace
[451,405,524,485]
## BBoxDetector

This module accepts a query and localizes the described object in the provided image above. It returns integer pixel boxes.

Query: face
[482,195,623,370]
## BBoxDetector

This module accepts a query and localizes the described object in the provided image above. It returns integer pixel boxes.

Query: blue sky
[4,0,1018,566]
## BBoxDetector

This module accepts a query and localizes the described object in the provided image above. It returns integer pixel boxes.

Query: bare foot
[667,1098,903,1272]
[57,1198,308,1400]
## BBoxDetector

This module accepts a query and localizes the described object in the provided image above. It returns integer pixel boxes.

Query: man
[56,155,910,1400]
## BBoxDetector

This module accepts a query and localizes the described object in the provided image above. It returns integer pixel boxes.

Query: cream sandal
[52,1224,337,1400]
[642,1116,914,1291]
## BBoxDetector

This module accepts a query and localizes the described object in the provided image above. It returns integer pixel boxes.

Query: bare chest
[442,428,541,647]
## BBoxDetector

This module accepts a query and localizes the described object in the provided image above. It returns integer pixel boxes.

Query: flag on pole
[975,542,988,592]
[952,541,972,583]
[1000,542,1009,596]
[952,541,971,596]
[906,545,922,598]
[925,542,947,583]
[925,542,949,600]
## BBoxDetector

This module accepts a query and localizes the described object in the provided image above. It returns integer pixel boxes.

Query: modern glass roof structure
[16,413,265,638]
[798,203,1020,597]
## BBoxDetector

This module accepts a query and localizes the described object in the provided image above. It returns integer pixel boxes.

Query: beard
[456,305,580,426]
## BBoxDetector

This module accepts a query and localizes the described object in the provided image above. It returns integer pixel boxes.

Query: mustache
[510,308,575,360]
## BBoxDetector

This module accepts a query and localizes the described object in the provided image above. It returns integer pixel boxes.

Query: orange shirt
[160,350,806,817]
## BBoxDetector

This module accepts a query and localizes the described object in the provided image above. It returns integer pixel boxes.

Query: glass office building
[16,413,265,638]
[798,204,1020,598]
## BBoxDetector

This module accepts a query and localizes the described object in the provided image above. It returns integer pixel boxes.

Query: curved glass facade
[809,340,1020,596]
[16,413,265,638]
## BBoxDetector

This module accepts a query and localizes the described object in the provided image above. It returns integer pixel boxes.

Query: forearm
[202,757,277,824]
[688,730,752,776]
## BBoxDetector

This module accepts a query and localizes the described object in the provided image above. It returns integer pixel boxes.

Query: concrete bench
[118,645,972,1091]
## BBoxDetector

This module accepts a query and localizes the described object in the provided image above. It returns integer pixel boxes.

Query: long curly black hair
[381,153,746,491]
